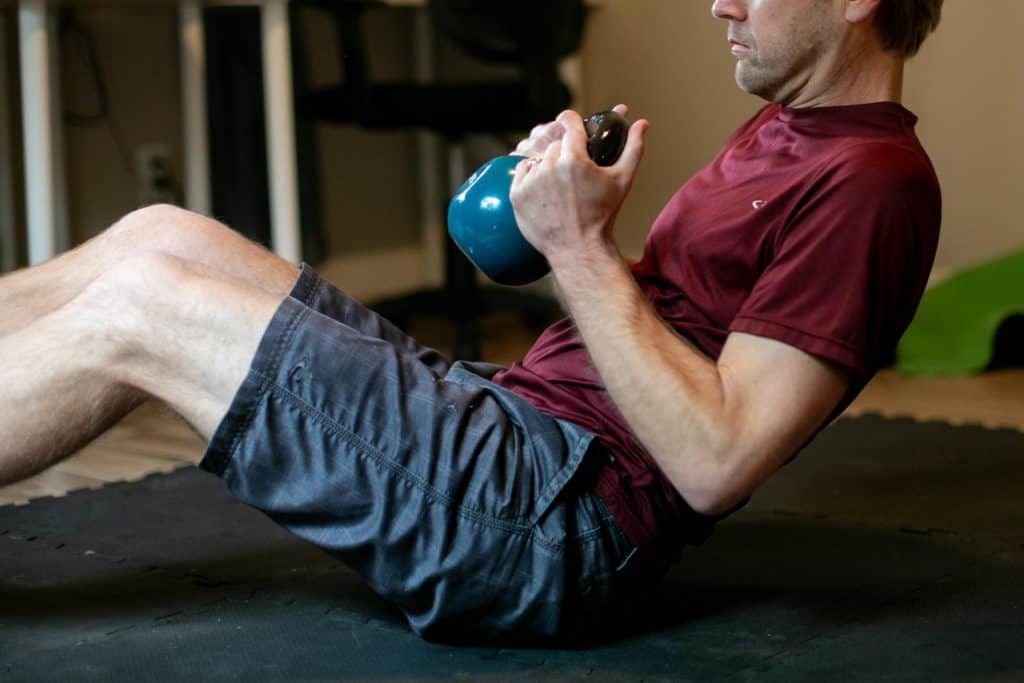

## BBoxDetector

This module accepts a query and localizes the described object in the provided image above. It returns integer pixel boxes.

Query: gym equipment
[295,0,589,359]
[897,248,1024,376]
[447,111,630,286]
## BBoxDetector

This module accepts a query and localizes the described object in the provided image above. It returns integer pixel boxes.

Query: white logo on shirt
[752,200,767,210]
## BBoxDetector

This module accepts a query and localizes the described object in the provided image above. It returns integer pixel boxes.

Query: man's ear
[844,0,883,24]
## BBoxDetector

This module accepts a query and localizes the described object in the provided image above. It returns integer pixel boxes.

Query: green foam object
[897,248,1024,376]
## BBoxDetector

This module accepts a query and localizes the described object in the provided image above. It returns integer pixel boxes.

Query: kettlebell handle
[447,110,632,286]
[583,110,630,167]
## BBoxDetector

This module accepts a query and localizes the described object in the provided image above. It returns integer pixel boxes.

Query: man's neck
[781,44,905,109]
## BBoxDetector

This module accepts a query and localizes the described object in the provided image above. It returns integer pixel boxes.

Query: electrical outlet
[134,145,177,207]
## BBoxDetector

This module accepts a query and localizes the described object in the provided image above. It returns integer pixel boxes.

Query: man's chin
[735,71,761,96]
[735,67,777,101]
[735,74,755,95]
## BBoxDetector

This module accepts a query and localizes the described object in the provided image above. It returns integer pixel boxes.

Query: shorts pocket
[529,434,595,529]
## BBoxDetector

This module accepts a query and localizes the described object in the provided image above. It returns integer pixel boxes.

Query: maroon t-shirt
[493,102,942,553]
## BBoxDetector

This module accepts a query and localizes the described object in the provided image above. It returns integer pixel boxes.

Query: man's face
[711,0,844,103]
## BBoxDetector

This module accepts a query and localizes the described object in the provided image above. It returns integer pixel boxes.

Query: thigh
[288,263,451,377]
[198,291,620,642]
[120,258,440,441]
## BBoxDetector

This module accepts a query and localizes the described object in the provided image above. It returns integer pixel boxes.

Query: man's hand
[509,107,649,272]
[510,103,631,160]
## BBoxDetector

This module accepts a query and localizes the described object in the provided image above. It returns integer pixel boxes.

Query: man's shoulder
[813,137,940,197]
[831,137,933,170]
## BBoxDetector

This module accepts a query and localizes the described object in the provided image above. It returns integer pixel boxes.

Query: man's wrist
[547,238,623,285]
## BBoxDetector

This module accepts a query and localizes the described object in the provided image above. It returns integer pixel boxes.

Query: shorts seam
[259,378,574,546]
[291,263,321,305]
[306,276,326,309]
[217,380,264,476]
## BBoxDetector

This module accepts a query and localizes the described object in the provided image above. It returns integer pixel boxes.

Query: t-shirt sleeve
[729,143,941,378]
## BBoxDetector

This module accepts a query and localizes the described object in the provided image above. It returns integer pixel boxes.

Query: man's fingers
[521,109,641,173]
[515,121,566,156]
[615,119,649,180]
[555,110,589,161]
[511,156,537,191]
[542,139,564,169]
[516,109,633,156]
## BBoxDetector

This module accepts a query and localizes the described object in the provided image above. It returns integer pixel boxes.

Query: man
[1,0,942,643]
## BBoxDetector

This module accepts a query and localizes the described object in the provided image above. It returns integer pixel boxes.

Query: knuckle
[556,110,577,125]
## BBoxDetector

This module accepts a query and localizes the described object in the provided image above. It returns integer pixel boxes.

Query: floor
[3,313,1023,507]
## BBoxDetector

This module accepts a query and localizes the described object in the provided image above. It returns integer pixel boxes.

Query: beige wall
[580,0,1024,277]
[902,1,1024,275]
[53,6,424,255]
[62,8,181,244]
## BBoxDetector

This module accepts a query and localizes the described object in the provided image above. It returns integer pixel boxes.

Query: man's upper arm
[713,331,851,510]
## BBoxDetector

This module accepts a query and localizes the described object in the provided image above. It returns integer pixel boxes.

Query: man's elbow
[675,444,761,517]
[683,479,745,517]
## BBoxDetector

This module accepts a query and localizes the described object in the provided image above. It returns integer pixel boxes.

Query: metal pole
[179,0,210,215]
[0,9,18,272]
[260,0,301,263]
[19,0,56,265]
[413,6,443,285]
[47,7,68,253]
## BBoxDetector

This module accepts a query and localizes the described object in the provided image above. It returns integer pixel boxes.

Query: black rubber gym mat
[2,415,1023,682]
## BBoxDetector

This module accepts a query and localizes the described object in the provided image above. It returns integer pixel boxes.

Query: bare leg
[0,252,281,486]
[0,306,145,485]
[0,205,300,480]
[0,204,299,339]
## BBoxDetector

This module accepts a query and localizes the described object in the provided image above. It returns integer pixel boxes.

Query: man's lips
[729,38,751,55]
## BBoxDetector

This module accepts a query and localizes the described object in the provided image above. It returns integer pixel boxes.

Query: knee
[72,252,192,328]
[54,252,206,393]
[106,250,191,298]
[55,252,188,368]
[105,204,231,259]
[108,203,191,245]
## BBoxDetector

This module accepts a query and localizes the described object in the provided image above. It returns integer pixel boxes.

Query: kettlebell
[447,111,630,286]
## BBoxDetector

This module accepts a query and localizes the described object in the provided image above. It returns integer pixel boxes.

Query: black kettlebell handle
[584,110,630,167]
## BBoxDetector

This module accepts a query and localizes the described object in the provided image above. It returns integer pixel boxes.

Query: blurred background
[2,1,1019,291]
[0,0,1022,502]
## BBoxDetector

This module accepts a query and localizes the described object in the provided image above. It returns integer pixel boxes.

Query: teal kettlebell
[447,111,630,286]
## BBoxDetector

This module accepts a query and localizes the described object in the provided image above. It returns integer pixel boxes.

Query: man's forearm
[550,242,737,514]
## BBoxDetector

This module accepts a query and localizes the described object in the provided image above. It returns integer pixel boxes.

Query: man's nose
[711,0,748,22]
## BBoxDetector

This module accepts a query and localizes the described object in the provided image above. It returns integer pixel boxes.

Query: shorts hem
[199,296,311,477]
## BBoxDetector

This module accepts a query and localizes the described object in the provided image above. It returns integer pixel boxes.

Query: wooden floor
[3,312,1023,507]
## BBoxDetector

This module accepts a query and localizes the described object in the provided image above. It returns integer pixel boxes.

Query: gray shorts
[199,264,638,644]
